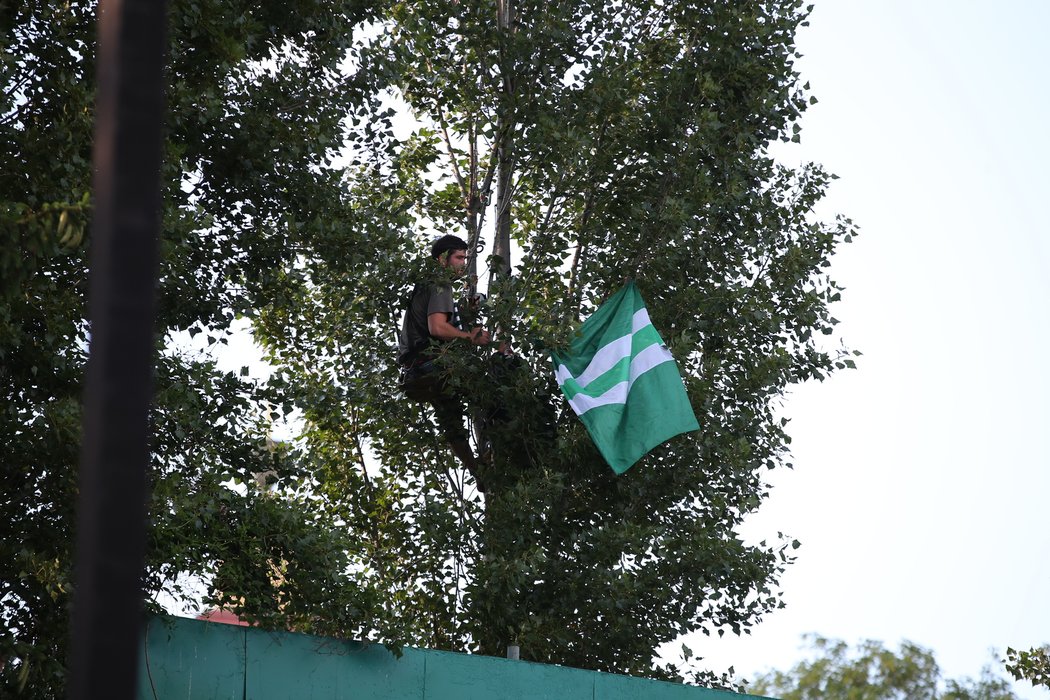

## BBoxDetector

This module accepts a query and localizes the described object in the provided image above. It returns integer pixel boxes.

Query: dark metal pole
[68,0,168,698]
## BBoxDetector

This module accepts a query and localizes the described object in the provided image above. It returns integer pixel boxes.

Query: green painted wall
[138,615,769,700]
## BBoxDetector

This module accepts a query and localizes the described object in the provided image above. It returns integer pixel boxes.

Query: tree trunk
[493,0,514,281]
[466,119,483,294]
[493,129,513,280]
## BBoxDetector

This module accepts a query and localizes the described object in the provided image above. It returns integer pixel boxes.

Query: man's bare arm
[428,313,490,345]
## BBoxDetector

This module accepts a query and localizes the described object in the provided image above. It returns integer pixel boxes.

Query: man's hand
[428,312,490,345]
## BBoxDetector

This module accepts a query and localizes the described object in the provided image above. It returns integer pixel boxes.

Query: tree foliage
[5,0,857,695]
[750,636,1020,700]
[2,1,384,695]
[253,0,856,680]
[1005,645,1050,691]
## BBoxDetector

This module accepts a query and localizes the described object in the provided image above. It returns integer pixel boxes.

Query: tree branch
[436,104,468,202]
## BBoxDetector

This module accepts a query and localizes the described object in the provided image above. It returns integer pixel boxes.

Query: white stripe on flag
[555,308,656,389]
[566,342,674,415]
[568,380,629,414]
[631,307,652,334]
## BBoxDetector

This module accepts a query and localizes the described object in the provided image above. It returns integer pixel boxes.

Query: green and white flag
[551,282,699,474]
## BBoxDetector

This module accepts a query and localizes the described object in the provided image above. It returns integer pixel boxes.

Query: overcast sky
[680,1,1050,695]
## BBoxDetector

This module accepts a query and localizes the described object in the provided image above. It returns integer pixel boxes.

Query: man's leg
[447,437,478,472]
[431,393,486,493]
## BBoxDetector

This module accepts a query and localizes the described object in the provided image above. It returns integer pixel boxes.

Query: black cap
[431,234,469,259]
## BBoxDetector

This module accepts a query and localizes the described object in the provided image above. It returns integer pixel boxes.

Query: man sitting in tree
[398,234,492,488]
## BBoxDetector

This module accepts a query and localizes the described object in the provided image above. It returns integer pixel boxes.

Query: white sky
[209,1,1050,694]
[681,1,1050,695]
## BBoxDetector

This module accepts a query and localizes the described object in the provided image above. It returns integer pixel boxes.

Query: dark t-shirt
[398,284,459,365]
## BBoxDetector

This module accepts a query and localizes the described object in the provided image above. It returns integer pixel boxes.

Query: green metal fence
[138,614,769,699]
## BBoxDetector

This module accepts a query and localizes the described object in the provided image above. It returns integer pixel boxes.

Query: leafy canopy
[2,1,384,695]
[252,0,857,680]
[750,635,1021,700]
[1005,645,1050,691]
[5,0,858,694]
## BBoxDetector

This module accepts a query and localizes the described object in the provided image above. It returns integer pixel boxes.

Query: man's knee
[400,360,443,402]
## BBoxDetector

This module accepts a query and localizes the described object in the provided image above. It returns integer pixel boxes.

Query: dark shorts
[400,360,468,443]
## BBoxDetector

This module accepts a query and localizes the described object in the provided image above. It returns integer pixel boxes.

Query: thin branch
[534,169,568,238]
[348,407,375,493]
[503,170,569,320]
[565,115,612,311]
[436,105,468,201]
[472,127,502,235]
[623,28,705,281]
[439,461,483,558]
[567,179,600,315]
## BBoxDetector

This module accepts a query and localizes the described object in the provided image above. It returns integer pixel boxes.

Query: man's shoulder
[428,282,453,297]
[409,278,453,295]
[427,284,455,313]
